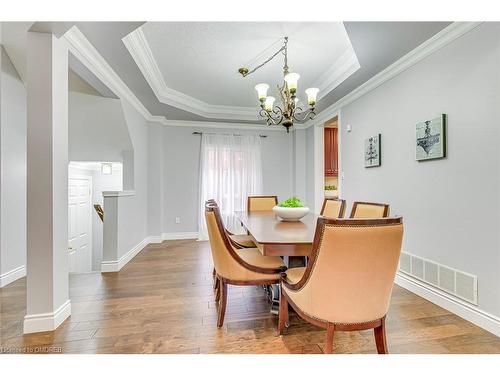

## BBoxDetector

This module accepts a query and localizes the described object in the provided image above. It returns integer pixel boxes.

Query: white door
[68,177,92,273]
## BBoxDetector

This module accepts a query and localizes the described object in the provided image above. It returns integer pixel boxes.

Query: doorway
[68,161,123,273]
[312,111,341,213]
[324,116,339,200]
[68,175,93,273]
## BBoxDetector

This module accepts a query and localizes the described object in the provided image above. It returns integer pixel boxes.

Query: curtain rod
[192,131,267,138]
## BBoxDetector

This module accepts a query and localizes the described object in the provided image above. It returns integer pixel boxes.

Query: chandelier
[238,37,319,133]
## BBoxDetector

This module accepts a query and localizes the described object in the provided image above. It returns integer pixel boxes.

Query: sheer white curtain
[198,133,263,240]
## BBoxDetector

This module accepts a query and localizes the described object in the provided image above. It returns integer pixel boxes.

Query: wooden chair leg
[374,317,388,354]
[217,280,228,328]
[278,286,289,335]
[214,277,221,302]
[325,323,335,354]
[214,276,220,298]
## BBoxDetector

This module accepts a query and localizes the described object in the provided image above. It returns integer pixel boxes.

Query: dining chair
[206,199,255,248]
[350,201,390,218]
[247,195,278,211]
[278,216,404,354]
[205,201,287,328]
[320,198,346,218]
[207,199,256,284]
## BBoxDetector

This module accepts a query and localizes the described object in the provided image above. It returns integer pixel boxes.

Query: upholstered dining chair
[350,201,390,218]
[247,195,278,211]
[206,199,255,249]
[320,198,346,218]
[278,217,404,354]
[205,201,287,328]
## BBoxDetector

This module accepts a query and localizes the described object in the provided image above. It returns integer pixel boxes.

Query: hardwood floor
[1,239,500,354]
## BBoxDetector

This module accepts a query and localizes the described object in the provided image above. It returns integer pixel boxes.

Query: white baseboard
[101,233,199,273]
[395,272,500,337]
[161,232,199,240]
[148,235,163,243]
[101,237,149,273]
[0,265,26,288]
[23,299,71,334]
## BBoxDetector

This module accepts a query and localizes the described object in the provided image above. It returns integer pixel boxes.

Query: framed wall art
[364,133,381,168]
[416,114,446,161]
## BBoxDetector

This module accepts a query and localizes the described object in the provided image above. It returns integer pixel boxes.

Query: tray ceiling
[123,22,359,121]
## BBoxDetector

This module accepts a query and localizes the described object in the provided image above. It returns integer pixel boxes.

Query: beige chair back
[247,195,278,211]
[205,201,280,281]
[285,217,403,324]
[350,201,390,218]
[320,198,346,218]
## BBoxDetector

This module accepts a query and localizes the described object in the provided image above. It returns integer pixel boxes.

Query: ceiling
[131,22,358,111]
[1,21,452,126]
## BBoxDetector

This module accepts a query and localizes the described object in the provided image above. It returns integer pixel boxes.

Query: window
[198,134,263,239]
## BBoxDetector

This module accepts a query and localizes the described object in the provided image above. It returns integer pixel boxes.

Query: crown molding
[304,22,483,129]
[160,119,286,131]
[62,26,283,130]
[123,28,259,121]
[63,26,154,123]
[314,46,360,101]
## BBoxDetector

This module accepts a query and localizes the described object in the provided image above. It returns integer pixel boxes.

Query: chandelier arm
[271,106,284,124]
[292,108,315,122]
[259,107,284,126]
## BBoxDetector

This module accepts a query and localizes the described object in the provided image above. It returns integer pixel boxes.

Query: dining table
[235,209,320,314]
[234,210,321,258]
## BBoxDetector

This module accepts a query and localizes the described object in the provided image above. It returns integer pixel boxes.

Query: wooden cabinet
[324,127,338,177]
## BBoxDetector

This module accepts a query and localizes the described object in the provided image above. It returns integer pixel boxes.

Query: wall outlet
[175,217,181,224]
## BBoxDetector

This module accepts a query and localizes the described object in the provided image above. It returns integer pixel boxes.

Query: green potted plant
[272,197,309,221]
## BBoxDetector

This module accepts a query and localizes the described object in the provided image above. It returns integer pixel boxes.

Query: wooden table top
[235,210,320,245]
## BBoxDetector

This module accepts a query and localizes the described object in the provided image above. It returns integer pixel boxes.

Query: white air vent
[399,252,411,274]
[399,251,478,305]
[423,260,439,286]
[411,257,424,279]
[456,271,477,304]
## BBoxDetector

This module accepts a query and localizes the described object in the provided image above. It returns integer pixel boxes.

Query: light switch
[346,124,352,132]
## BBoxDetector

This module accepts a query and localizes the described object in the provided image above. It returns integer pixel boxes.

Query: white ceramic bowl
[272,206,309,221]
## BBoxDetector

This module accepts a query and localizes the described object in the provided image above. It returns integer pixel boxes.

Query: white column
[24,32,71,333]
[313,124,325,213]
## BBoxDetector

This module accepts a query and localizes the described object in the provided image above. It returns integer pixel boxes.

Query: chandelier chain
[241,37,288,77]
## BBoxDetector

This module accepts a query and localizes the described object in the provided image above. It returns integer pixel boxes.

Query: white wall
[160,126,294,234]
[292,128,307,201]
[147,123,164,238]
[339,23,500,317]
[114,100,149,260]
[0,46,27,285]
[69,92,133,163]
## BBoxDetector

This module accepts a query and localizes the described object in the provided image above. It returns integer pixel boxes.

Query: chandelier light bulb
[284,73,300,93]
[264,96,275,112]
[254,83,269,101]
[305,87,319,106]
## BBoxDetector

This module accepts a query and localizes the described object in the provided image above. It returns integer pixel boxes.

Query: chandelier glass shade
[238,37,318,133]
